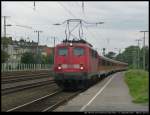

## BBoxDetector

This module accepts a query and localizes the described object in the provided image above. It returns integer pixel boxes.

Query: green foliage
[115,46,149,71]
[124,69,149,103]
[141,47,149,71]
[21,51,54,64]
[21,52,36,64]
[1,50,9,63]
[1,37,11,63]
[49,53,54,64]
[40,53,54,64]
[105,51,116,59]
[41,55,50,64]
[1,37,12,48]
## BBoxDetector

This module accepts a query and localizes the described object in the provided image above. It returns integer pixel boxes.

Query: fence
[1,63,53,72]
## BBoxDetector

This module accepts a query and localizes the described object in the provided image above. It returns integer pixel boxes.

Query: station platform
[54,72,148,112]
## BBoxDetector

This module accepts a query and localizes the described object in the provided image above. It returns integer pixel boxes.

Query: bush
[124,69,149,103]
[21,52,36,64]
[1,50,9,63]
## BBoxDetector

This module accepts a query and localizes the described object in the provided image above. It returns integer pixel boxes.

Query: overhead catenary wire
[6,19,35,42]
[33,1,36,10]
[80,2,100,42]
[55,2,102,42]
[80,2,105,53]
[76,2,81,7]
[54,2,104,41]
[57,2,79,41]
[82,2,84,15]
[58,2,77,18]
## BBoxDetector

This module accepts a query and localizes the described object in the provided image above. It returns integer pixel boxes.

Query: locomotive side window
[73,47,84,56]
[58,48,68,56]
[90,49,97,58]
[107,61,111,66]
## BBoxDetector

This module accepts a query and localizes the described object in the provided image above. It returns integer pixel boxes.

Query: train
[53,39,128,90]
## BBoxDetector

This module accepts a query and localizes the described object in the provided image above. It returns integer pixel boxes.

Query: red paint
[54,41,128,74]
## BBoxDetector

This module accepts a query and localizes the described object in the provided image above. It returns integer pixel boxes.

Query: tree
[41,55,49,64]
[145,46,149,71]
[49,53,54,64]
[1,37,11,63]
[105,51,116,59]
[115,46,139,68]
[21,52,36,64]
[140,46,149,71]
[1,37,12,49]
[41,54,53,64]
[1,50,9,63]
[115,45,149,71]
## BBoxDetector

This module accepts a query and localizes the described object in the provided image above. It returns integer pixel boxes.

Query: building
[2,37,53,63]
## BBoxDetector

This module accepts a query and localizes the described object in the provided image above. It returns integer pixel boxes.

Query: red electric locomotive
[53,39,128,90]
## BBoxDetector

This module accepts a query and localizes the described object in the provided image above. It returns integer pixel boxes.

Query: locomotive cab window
[58,48,68,56]
[73,47,84,56]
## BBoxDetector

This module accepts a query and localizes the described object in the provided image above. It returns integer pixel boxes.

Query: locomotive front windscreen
[58,48,68,56]
[73,47,84,56]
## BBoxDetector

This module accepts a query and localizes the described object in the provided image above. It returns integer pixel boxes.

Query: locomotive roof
[62,39,93,47]
[56,39,128,65]
[100,55,128,65]
[57,39,93,48]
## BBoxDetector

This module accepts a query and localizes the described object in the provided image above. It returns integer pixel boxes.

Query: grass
[124,69,149,103]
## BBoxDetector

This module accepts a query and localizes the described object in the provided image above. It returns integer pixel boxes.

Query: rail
[2,80,55,95]
[6,90,82,112]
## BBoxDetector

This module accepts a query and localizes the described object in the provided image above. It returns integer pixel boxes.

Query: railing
[1,63,53,72]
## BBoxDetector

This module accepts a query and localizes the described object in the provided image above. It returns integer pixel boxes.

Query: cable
[82,2,84,15]
[58,2,77,18]
[81,3,104,44]
[83,24,97,40]
[57,2,103,42]
[76,2,81,7]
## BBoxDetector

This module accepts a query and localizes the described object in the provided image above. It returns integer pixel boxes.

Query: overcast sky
[1,1,149,55]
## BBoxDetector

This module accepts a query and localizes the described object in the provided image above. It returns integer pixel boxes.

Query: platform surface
[54,72,149,112]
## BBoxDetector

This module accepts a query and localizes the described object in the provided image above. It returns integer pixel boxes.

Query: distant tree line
[105,46,149,71]
[20,52,54,64]
[1,37,11,63]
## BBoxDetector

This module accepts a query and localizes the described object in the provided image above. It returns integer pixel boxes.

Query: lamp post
[140,31,149,70]
[114,48,122,60]
[2,16,10,38]
[34,30,43,64]
[135,39,142,69]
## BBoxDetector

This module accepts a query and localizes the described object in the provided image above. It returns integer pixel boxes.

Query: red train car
[53,39,128,90]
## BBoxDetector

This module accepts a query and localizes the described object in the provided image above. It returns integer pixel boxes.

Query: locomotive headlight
[58,66,62,70]
[70,43,73,46]
[80,66,84,70]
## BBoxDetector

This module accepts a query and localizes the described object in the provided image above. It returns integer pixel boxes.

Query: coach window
[102,59,105,66]
[91,49,96,58]
[73,47,84,56]
[106,61,109,66]
[105,61,108,66]
[58,48,68,56]
[110,63,113,66]
[94,51,97,58]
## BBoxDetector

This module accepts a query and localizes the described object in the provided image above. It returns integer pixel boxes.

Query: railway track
[7,90,82,112]
[1,73,52,84]
[2,70,51,77]
[2,80,55,95]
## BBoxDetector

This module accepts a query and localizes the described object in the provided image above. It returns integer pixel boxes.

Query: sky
[1,1,149,55]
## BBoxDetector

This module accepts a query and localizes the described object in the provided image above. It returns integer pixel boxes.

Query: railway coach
[53,39,128,90]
